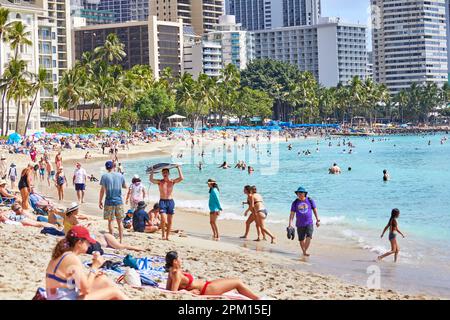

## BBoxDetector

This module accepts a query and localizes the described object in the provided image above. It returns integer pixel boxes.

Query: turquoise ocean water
[121,134,450,296]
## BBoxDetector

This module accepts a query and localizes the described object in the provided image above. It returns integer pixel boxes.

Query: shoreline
[0,136,444,300]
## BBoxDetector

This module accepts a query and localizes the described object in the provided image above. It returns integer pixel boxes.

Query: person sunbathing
[0,179,19,203]
[45,226,128,300]
[29,186,63,218]
[62,203,143,252]
[0,205,55,228]
[165,251,259,299]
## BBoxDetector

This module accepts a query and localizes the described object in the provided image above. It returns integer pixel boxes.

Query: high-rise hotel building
[149,0,224,35]
[225,0,321,31]
[371,0,448,94]
[254,17,367,87]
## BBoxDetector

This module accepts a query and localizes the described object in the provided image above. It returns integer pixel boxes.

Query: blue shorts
[159,199,175,215]
[75,183,85,191]
[39,169,45,176]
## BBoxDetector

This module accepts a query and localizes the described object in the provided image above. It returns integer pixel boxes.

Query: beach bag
[124,268,141,287]
[123,254,139,269]
[32,287,47,300]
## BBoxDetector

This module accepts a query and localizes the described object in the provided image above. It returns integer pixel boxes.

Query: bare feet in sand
[239,236,248,239]
[271,237,276,244]
[253,238,261,242]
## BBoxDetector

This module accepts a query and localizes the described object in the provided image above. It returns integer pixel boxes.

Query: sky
[321,0,372,50]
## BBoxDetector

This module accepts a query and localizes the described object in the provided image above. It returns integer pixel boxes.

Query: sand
[0,136,437,300]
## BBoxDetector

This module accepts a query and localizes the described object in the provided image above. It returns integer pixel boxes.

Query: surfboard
[146,163,180,173]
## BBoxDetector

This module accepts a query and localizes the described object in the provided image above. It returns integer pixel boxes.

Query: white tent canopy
[167,114,186,120]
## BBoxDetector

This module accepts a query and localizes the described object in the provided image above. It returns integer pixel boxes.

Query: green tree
[134,85,175,129]
[94,33,126,63]
[0,8,12,135]
[111,108,138,131]
[241,59,302,121]
[5,21,32,59]
[288,72,319,123]
[24,68,52,135]
[233,87,273,124]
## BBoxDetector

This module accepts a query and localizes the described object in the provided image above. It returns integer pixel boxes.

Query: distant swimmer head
[383,170,387,174]
[348,167,352,171]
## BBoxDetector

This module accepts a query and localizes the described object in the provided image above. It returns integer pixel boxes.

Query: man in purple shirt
[289,186,320,257]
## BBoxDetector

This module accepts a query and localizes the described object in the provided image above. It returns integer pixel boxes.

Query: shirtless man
[149,166,184,240]
[45,160,55,187]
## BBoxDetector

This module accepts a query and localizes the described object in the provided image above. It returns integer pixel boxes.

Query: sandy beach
[0,137,438,300]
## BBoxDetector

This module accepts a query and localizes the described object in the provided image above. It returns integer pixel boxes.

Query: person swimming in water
[378,208,405,262]
[383,170,390,181]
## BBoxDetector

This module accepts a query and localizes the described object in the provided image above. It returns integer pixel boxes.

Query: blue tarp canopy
[169,127,193,132]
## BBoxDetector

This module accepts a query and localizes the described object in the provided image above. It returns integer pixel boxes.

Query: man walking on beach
[73,162,88,203]
[99,160,127,243]
[288,186,320,257]
[150,166,184,240]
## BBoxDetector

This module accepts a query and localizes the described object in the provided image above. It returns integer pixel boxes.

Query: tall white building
[372,0,448,94]
[204,15,254,70]
[0,0,43,133]
[254,17,367,87]
[225,0,320,31]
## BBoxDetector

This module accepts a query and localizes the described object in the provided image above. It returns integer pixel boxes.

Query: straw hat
[0,154,5,160]
[66,202,79,214]
[0,179,7,186]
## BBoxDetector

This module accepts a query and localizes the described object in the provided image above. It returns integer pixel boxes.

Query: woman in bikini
[165,251,259,300]
[378,208,405,262]
[250,186,276,244]
[240,185,264,241]
[45,225,128,300]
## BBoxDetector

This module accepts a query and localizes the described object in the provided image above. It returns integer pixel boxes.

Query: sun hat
[295,186,308,194]
[1,154,5,160]
[66,202,79,214]
[0,179,7,186]
[105,160,114,170]
[10,163,16,167]
[136,201,147,210]
[207,178,216,184]
[133,174,140,179]
[68,225,96,244]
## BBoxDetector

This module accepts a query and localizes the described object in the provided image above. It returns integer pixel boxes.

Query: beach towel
[155,285,252,300]
[40,227,65,237]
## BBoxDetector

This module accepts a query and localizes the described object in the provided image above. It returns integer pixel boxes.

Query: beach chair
[30,199,48,216]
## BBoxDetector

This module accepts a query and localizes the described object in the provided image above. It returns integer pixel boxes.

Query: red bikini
[180,273,212,295]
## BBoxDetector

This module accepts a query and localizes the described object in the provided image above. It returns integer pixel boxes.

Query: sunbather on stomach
[165,251,260,300]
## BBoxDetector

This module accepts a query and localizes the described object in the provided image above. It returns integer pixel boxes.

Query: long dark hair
[244,185,252,194]
[388,208,400,226]
[208,179,219,193]
[165,251,178,272]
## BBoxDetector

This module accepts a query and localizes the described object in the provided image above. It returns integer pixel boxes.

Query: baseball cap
[68,226,96,244]
[105,160,114,170]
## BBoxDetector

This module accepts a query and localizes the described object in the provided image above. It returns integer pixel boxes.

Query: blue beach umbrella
[7,132,22,144]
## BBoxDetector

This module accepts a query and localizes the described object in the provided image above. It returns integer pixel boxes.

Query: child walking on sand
[378,208,405,262]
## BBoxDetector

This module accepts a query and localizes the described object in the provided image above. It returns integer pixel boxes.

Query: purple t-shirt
[291,198,316,227]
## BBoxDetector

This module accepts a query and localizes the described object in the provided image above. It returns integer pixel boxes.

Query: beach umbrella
[99,129,109,133]
[7,132,22,144]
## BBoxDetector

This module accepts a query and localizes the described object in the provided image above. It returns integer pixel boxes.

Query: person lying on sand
[61,203,144,252]
[165,251,259,300]
[0,205,55,228]
[45,226,128,300]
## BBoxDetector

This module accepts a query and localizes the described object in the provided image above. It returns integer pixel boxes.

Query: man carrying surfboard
[149,165,184,240]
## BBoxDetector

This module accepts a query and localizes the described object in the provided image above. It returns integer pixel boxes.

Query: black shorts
[297,224,314,241]
[75,183,86,191]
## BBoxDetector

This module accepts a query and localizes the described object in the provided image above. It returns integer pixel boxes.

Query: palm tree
[94,33,126,63]
[58,68,84,126]
[24,68,53,135]
[5,21,32,59]
[1,8,12,135]
[2,59,30,134]
[175,72,196,123]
